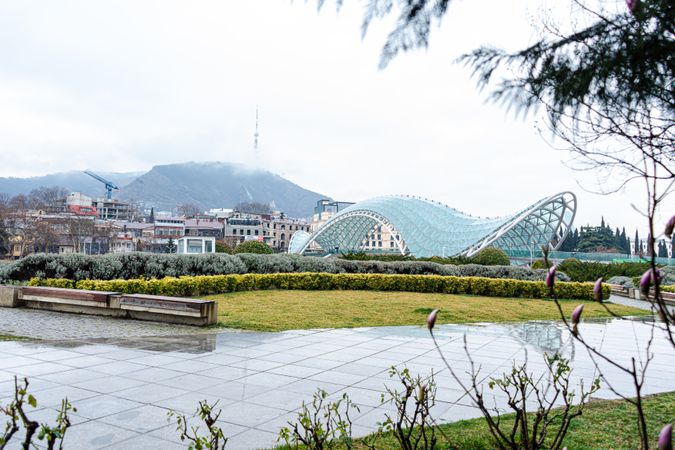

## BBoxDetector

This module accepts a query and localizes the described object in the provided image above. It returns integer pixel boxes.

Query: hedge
[2,253,568,283]
[556,258,653,282]
[28,273,610,301]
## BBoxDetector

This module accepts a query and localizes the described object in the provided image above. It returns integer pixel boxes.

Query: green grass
[0,334,30,341]
[201,290,648,331]
[347,391,675,449]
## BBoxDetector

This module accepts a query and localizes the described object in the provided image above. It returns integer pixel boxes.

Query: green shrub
[28,273,609,301]
[557,258,652,282]
[469,247,510,266]
[531,259,549,270]
[234,241,274,254]
[215,240,233,254]
[28,277,74,289]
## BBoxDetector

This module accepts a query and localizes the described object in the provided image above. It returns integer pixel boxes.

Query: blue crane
[84,170,119,200]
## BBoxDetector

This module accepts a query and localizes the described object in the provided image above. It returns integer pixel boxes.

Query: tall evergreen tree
[658,240,668,258]
[634,229,640,254]
[620,228,628,253]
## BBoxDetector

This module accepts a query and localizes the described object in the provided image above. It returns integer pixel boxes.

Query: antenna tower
[253,106,260,155]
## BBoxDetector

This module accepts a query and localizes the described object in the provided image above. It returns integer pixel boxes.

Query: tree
[658,240,668,258]
[66,217,95,253]
[177,203,201,218]
[234,240,273,254]
[234,202,272,215]
[166,237,177,254]
[336,1,674,447]
[27,186,68,210]
[634,229,640,254]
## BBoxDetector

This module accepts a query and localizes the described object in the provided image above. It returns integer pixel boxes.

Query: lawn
[0,334,29,341]
[201,290,648,331]
[345,391,675,449]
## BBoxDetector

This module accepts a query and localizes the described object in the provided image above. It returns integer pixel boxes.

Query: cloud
[0,0,671,231]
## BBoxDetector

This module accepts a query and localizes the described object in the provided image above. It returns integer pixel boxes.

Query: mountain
[0,162,329,218]
[121,162,326,218]
[0,171,143,198]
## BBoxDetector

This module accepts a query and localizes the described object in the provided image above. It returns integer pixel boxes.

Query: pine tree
[634,229,640,254]
[658,240,668,258]
[601,216,605,228]
[620,227,628,253]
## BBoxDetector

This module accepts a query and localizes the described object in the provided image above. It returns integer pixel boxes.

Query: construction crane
[84,170,119,200]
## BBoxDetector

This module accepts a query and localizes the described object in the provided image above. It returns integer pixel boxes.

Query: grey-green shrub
[3,252,566,282]
[607,276,635,288]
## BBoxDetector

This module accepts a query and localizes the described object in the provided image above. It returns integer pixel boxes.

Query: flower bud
[571,304,584,337]
[665,215,675,239]
[545,265,556,289]
[593,278,603,302]
[640,269,652,297]
[626,0,639,12]
[571,304,584,325]
[658,424,672,450]
[427,309,439,331]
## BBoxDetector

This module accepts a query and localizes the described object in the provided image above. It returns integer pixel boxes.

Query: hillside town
[0,186,325,257]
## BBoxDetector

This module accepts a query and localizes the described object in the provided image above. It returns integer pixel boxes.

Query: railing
[506,249,674,265]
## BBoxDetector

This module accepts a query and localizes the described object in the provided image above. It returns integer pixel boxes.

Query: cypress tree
[620,227,628,253]
[658,240,668,258]
[634,229,640,254]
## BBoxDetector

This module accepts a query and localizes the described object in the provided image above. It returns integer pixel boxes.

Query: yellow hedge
[28,273,610,301]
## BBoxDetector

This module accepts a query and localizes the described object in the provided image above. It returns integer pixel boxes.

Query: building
[223,213,263,247]
[261,215,311,251]
[184,219,224,239]
[94,198,134,221]
[176,236,216,254]
[312,199,355,232]
[288,192,577,258]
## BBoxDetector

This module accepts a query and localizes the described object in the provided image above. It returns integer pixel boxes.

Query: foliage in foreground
[0,377,75,450]
[28,272,609,301]
[354,392,675,450]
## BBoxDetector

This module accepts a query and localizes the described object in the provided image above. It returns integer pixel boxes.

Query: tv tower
[253,106,260,156]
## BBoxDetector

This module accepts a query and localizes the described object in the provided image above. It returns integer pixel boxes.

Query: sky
[0,0,672,233]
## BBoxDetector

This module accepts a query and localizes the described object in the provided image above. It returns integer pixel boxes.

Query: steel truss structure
[289,192,577,258]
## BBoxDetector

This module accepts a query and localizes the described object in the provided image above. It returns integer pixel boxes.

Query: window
[390,241,394,247]
[232,229,237,234]
[255,229,259,235]
[246,229,251,235]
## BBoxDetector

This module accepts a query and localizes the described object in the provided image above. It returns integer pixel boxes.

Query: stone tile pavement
[0,314,673,449]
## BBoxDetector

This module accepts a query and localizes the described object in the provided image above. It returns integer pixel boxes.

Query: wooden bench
[117,294,217,326]
[20,286,118,309]
[8,286,217,326]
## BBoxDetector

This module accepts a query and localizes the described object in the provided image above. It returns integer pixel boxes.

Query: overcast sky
[0,0,672,233]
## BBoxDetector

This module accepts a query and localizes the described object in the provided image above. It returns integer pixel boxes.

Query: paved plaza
[0,308,674,449]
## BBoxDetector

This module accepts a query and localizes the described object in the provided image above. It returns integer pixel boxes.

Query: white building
[176,236,216,254]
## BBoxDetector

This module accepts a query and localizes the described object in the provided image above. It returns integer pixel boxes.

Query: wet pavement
[0,317,673,449]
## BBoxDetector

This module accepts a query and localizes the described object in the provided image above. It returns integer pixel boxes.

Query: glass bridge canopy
[287,192,577,258]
